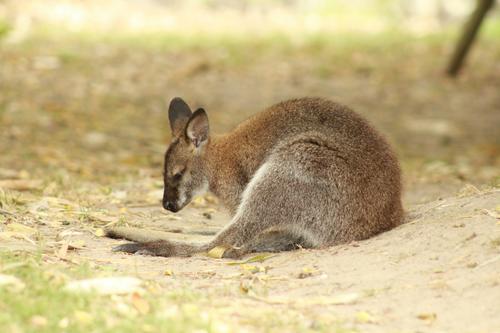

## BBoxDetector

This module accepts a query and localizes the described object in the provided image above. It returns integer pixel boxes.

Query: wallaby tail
[105,226,211,257]
[105,226,173,243]
[111,239,210,257]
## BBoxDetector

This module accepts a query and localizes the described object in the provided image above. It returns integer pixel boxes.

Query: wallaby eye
[172,168,185,181]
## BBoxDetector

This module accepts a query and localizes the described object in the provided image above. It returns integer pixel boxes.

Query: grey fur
[107,97,403,258]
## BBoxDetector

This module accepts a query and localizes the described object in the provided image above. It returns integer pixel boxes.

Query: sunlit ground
[0,1,499,332]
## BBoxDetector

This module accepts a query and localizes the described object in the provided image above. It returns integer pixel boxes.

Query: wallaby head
[163,97,210,212]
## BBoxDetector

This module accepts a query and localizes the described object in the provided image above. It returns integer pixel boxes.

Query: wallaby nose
[163,201,179,212]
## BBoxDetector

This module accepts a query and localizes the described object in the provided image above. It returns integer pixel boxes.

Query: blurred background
[0,0,499,204]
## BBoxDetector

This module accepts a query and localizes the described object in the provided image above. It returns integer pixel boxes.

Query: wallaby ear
[185,108,209,148]
[168,97,192,136]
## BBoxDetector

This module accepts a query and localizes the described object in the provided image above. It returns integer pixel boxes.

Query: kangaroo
[106,97,403,258]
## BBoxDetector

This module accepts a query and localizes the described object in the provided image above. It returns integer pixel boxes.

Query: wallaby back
[107,97,403,258]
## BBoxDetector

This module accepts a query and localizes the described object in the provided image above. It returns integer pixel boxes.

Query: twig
[406,200,448,224]
[0,208,13,216]
[476,254,500,269]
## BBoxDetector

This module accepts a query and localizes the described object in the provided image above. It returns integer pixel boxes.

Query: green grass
[2,14,498,75]
[0,252,215,333]
[0,251,351,333]
[0,20,10,40]
[2,27,444,73]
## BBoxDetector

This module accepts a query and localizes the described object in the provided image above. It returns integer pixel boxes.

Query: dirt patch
[2,186,497,332]
[1,29,499,332]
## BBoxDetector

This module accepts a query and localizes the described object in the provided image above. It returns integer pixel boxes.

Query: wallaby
[106,97,403,258]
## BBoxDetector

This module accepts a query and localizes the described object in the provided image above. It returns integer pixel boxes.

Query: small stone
[466,262,478,268]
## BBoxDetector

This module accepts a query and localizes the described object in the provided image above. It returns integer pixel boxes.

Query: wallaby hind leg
[222,226,317,258]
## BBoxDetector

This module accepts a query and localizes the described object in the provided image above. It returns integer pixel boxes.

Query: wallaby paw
[112,242,146,254]
[222,247,246,259]
[135,249,157,256]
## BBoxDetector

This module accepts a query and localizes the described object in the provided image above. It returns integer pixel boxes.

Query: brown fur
[107,97,403,258]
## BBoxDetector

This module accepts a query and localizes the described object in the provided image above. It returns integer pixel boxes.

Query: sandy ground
[1,27,499,332]
[2,186,492,333]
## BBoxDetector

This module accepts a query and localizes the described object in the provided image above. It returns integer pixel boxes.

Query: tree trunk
[446,0,495,76]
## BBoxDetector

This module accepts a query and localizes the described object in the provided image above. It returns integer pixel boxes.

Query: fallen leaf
[191,196,207,208]
[64,277,143,295]
[227,253,275,265]
[464,233,477,241]
[0,168,20,179]
[252,292,361,307]
[0,262,27,272]
[356,311,378,323]
[58,317,69,329]
[95,228,105,237]
[0,179,42,191]
[113,296,137,316]
[73,310,93,324]
[29,197,78,212]
[297,267,319,279]
[87,212,118,223]
[57,242,69,258]
[239,280,250,294]
[56,229,83,240]
[0,231,37,245]
[210,320,230,333]
[164,269,174,276]
[240,264,263,274]
[304,293,360,306]
[205,195,218,204]
[131,292,150,314]
[207,246,228,259]
[482,209,500,219]
[417,313,437,321]
[457,184,481,197]
[43,270,69,284]
[197,270,216,278]
[5,222,36,235]
[68,240,86,249]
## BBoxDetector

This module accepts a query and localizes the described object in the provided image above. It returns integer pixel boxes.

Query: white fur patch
[220,161,271,232]
[193,180,209,198]
[177,185,187,208]
[178,180,209,208]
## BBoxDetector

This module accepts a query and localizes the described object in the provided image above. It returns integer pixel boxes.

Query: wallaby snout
[162,184,181,212]
[162,199,179,212]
